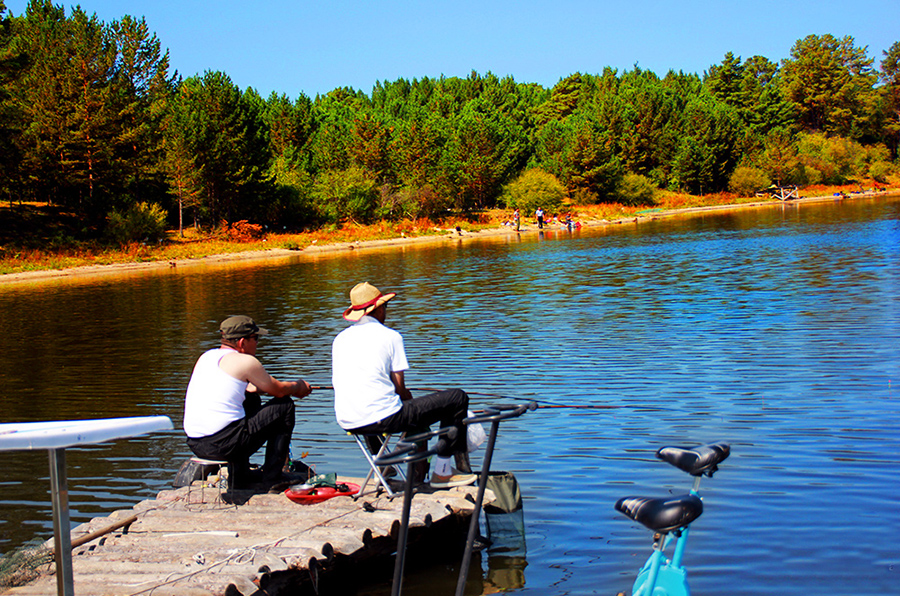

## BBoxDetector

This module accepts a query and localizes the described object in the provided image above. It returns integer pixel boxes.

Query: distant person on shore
[514,208,520,231]
[565,212,573,231]
[332,282,476,488]
[536,207,544,229]
[183,315,312,490]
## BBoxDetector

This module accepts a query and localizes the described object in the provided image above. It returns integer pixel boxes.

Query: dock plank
[2,476,490,596]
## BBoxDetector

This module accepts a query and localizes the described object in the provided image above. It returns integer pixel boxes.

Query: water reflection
[1,197,899,596]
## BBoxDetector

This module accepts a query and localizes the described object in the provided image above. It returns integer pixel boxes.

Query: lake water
[1,196,898,595]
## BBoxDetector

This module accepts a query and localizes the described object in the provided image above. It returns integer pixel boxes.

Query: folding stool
[349,432,407,499]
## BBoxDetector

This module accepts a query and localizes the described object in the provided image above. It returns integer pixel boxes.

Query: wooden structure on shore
[3,476,490,596]
[756,184,800,201]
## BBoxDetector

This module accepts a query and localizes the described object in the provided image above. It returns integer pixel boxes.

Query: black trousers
[187,393,295,482]
[349,388,469,456]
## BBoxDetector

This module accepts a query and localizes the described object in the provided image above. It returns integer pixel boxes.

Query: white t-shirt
[183,348,249,438]
[332,316,409,429]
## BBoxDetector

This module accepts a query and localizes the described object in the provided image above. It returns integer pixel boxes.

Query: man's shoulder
[334,319,402,349]
[338,318,402,337]
[218,350,260,377]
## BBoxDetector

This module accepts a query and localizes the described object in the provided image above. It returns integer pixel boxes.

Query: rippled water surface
[1,196,899,595]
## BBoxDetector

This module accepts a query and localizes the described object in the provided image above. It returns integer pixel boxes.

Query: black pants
[349,388,468,456]
[187,393,295,484]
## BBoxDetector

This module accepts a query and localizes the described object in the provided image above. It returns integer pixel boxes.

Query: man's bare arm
[391,370,413,401]
[221,352,311,398]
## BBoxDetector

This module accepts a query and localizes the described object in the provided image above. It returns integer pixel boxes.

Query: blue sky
[4,1,898,99]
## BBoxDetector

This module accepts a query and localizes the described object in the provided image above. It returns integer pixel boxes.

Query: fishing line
[308,385,671,411]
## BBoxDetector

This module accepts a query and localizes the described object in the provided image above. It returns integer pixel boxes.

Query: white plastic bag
[466,410,487,452]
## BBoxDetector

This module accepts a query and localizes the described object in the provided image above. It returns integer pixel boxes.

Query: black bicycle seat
[656,442,730,477]
[614,493,703,533]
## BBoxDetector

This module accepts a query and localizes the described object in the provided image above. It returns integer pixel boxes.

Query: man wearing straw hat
[184,315,313,491]
[332,282,477,488]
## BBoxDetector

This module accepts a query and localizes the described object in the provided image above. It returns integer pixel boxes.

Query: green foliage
[6,2,174,220]
[542,114,622,202]
[534,73,584,125]
[105,201,167,245]
[675,90,741,192]
[795,132,866,185]
[267,147,315,228]
[881,41,900,158]
[391,112,445,189]
[671,137,712,193]
[705,53,795,138]
[169,71,273,225]
[264,92,315,160]
[0,1,23,195]
[729,166,771,196]
[439,100,529,211]
[386,185,449,220]
[758,128,803,185]
[312,166,378,224]
[500,168,566,213]
[867,160,894,183]
[615,173,657,205]
[348,113,393,183]
[780,34,880,139]
[599,69,682,182]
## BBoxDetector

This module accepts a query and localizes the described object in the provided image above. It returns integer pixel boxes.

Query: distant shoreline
[1,190,895,288]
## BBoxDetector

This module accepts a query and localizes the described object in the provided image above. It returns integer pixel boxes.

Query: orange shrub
[225,220,265,242]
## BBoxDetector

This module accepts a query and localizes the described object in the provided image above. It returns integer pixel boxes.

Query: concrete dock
[2,476,490,596]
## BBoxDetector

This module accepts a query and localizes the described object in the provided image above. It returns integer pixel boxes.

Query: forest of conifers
[1,0,899,240]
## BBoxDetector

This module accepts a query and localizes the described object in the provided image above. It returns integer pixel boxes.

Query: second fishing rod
[308,385,672,411]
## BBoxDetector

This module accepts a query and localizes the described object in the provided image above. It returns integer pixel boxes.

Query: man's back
[184,348,248,438]
[332,316,409,429]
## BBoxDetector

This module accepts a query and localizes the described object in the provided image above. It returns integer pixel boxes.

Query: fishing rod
[412,387,674,411]
[308,385,669,411]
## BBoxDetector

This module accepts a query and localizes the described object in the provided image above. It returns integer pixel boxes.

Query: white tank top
[183,348,249,438]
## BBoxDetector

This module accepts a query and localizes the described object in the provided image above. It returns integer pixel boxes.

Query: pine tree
[170,72,271,225]
[780,34,879,138]
[0,0,25,200]
[64,6,119,217]
[108,14,175,202]
[880,41,900,158]
[12,0,72,206]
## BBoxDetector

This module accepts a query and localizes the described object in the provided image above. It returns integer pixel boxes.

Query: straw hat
[343,282,396,321]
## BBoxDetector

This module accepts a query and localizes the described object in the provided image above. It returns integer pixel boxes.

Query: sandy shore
[1,191,894,288]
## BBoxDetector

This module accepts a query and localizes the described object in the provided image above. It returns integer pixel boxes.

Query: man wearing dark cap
[184,315,312,490]
[332,283,476,488]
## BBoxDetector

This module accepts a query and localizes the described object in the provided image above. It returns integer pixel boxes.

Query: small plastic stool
[185,457,229,504]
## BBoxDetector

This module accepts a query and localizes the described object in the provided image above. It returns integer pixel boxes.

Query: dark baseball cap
[219,315,269,340]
